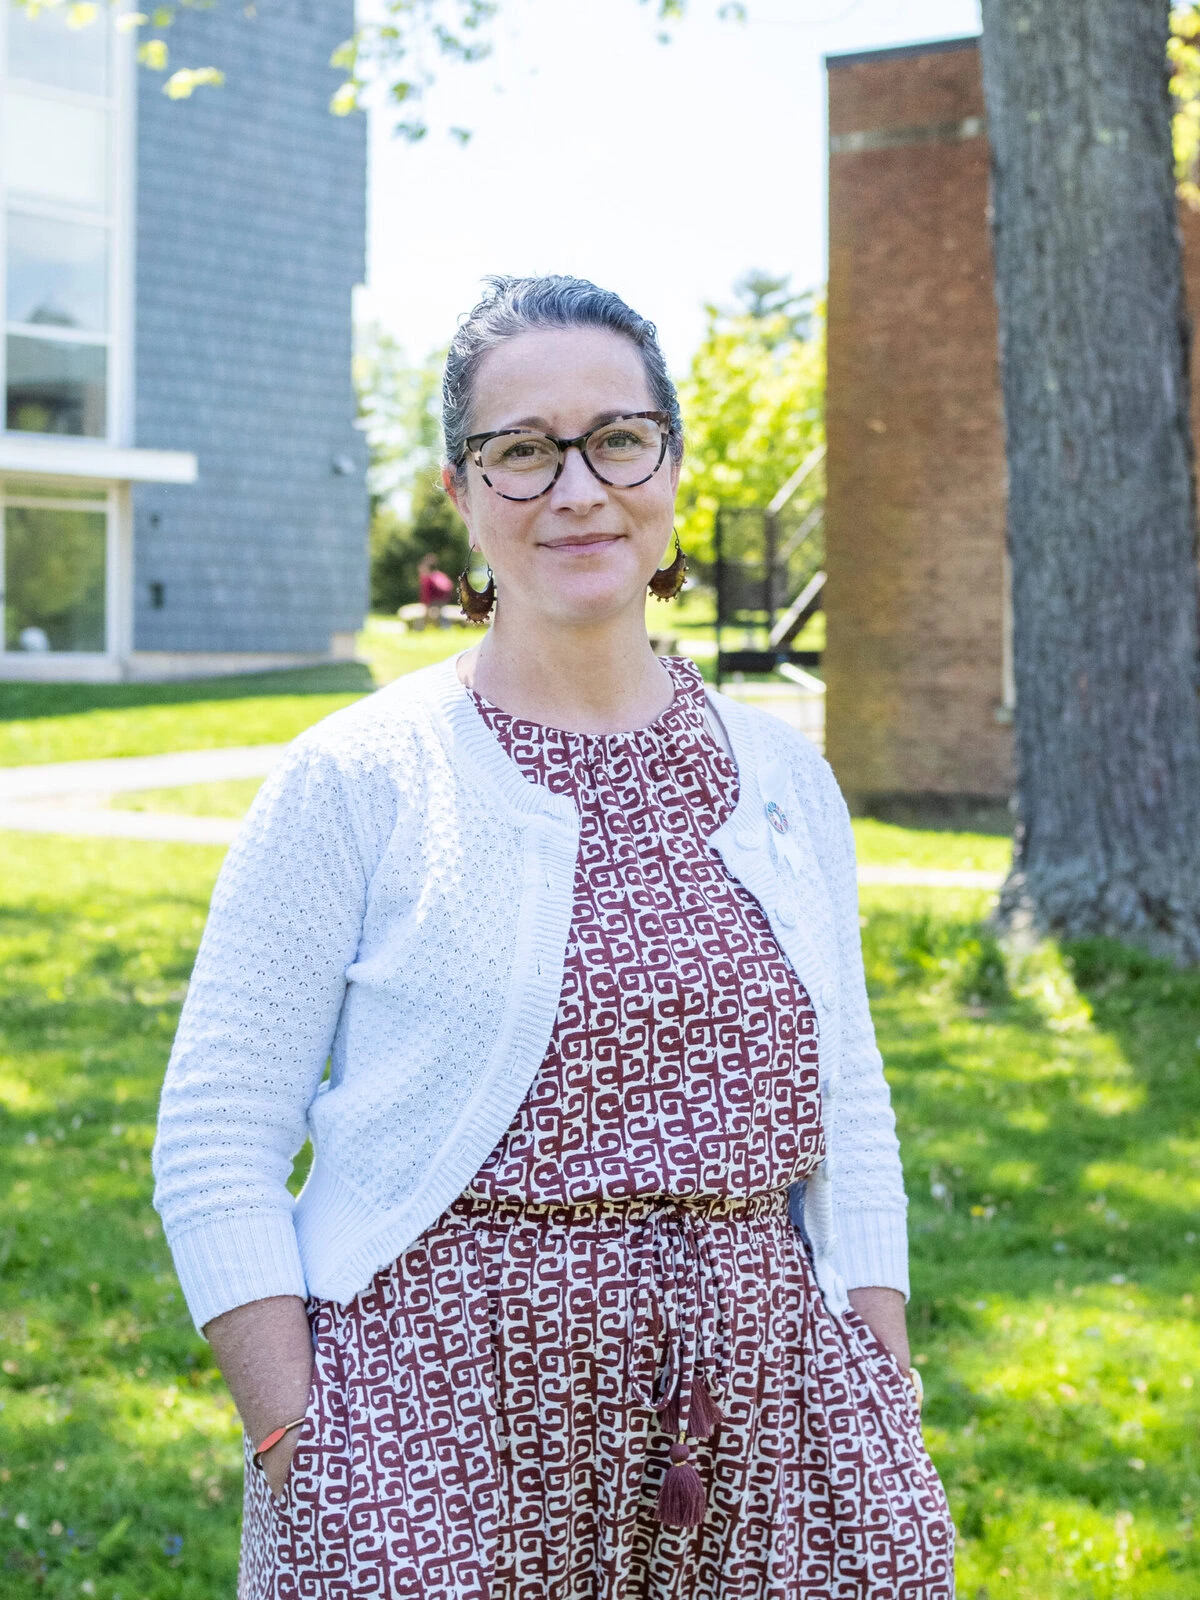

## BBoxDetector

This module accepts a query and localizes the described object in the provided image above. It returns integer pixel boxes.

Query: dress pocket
[840,1305,920,1426]
[269,1321,324,1519]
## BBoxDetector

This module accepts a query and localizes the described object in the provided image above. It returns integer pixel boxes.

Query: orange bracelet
[252,1417,306,1471]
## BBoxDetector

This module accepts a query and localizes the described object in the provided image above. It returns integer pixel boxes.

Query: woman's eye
[499,439,552,464]
[595,430,641,451]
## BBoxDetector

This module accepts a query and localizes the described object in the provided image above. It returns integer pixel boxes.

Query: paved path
[0,803,240,845]
[0,743,286,801]
[0,746,1006,888]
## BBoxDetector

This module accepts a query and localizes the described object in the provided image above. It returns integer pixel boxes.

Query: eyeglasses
[459,411,672,502]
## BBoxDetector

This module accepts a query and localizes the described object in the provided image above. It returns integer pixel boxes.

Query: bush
[369,477,468,614]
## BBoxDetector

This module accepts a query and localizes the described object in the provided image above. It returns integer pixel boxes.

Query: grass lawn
[0,646,1196,1597]
[0,621,475,768]
[2,829,1197,1596]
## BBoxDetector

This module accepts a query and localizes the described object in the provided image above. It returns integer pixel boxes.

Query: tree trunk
[979,0,1200,963]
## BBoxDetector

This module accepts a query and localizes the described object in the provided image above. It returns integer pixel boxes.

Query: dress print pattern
[239,656,954,1599]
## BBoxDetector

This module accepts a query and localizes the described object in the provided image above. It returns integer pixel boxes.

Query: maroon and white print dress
[240,657,955,1600]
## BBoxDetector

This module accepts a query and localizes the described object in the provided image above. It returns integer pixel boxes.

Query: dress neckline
[467,655,708,747]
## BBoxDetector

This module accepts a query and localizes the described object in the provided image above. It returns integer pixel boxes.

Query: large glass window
[6,4,110,97]
[1,484,109,654]
[1,7,117,441]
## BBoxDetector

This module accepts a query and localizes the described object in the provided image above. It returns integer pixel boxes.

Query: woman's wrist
[202,1294,314,1452]
[847,1285,911,1370]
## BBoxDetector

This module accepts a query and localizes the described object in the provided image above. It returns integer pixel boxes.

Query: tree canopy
[26,0,744,133]
[675,275,824,566]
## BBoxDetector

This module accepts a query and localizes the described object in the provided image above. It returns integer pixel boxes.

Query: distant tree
[732,271,816,340]
[675,276,824,565]
[355,328,467,613]
[980,0,1200,962]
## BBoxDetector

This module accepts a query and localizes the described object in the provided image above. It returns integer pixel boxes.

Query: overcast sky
[357,0,982,370]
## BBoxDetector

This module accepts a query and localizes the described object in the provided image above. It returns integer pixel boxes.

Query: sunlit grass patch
[2,828,1198,1595]
[0,835,241,1597]
[864,889,1200,1596]
[111,777,265,818]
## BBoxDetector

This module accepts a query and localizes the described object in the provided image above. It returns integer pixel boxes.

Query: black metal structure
[713,448,826,688]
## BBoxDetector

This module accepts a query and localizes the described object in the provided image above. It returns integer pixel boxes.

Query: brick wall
[825,38,1013,805]
[825,35,1200,806]
[131,0,368,656]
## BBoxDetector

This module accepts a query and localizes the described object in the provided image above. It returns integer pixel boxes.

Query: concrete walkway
[0,745,1006,888]
[0,743,286,801]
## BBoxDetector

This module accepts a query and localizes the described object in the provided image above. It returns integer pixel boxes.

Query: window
[1,480,110,654]
[1,6,122,442]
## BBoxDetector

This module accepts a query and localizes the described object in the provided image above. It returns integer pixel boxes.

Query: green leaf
[329,80,360,116]
[163,65,224,98]
[137,38,169,70]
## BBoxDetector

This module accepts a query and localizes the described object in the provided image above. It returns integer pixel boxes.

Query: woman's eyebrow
[493,409,640,435]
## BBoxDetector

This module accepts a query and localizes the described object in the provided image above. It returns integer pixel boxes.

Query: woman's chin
[520,574,651,627]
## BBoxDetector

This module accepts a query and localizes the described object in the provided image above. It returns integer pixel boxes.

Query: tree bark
[979,0,1200,963]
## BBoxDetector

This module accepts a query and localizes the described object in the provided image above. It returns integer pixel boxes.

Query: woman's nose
[549,444,608,514]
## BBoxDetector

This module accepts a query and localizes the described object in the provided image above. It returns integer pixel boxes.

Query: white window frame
[0,13,136,666]
[0,474,131,667]
[0,9,135,446]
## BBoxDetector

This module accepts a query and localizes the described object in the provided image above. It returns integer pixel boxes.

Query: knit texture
[152,657,908,1331]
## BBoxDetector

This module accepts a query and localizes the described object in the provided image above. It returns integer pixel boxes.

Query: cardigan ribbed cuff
[166,1210,309,1334]
[834,1207,910,1300]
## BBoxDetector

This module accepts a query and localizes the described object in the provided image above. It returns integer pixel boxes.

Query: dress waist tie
[628,1197,743,1528]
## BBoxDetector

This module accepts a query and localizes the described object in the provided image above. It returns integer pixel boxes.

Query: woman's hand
[203,1294,314,1501]
[257,1423,304,1498]
[848,1286,911,1371]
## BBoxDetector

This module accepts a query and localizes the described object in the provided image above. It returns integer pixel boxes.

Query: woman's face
[444,326,680,628]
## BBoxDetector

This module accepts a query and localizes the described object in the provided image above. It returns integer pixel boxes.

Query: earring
[457,559,496,624]
[649,529,688,602]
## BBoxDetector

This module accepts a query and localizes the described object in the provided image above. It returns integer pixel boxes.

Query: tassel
[656,1373,723,1439]
[687,1372,723,1439]
[656,1389,681,1436]
[655,1438,706,1527]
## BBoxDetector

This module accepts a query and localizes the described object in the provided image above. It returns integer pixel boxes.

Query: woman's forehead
[471,327,652,432]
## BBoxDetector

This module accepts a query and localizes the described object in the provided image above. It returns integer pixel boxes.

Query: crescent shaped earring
[457,551,496,625]
[648,529,688,602]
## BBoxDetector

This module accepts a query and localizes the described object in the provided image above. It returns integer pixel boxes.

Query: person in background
[152,274,954,1599]
[416,549,455,627]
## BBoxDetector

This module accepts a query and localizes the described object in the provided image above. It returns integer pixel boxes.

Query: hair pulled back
[443,274,684,479]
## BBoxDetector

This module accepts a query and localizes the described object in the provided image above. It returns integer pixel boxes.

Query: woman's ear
[442,464,471,532]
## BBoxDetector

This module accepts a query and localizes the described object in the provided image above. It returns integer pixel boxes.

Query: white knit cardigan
[152,657,909,1333]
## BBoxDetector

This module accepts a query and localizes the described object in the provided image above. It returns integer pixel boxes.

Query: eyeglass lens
[477,416,666,499]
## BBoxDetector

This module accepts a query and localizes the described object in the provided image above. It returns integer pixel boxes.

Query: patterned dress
[240,657,955,1600]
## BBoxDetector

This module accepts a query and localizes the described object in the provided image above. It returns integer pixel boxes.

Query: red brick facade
[824,37,1200,805]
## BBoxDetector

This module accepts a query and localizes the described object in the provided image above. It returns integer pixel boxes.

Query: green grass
[2,688,1198,1594]
[860,889,1200,1595]
[0,621,473,768]
[111,779,266,819]
[854,819,1013,874]
[0,836,241,1597]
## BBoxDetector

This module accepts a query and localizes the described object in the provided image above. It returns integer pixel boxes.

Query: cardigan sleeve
[151,737,371,1332]
[810,759,911,1299]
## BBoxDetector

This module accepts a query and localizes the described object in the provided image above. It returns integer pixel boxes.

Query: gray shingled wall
[132,0,367,655]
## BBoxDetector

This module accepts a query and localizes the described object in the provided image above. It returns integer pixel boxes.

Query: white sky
[358,0,981,371]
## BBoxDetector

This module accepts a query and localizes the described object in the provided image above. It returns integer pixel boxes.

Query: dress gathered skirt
[239,657,955,1599]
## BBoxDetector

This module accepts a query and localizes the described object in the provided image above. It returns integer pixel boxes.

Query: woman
[153,275,954,1598]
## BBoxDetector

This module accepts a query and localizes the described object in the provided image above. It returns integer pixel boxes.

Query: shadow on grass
[0,661,376,725]
[863,902,1200,1594]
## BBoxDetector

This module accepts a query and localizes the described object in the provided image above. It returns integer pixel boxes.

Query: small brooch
[765,801,789,835]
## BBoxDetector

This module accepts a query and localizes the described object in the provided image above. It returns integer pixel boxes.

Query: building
[0,0,367,681]
[824,33,1200,808]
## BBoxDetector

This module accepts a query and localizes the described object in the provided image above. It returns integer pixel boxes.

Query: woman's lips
[539,534,623,552]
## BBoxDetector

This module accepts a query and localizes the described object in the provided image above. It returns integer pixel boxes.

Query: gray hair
[443,274,684,479]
